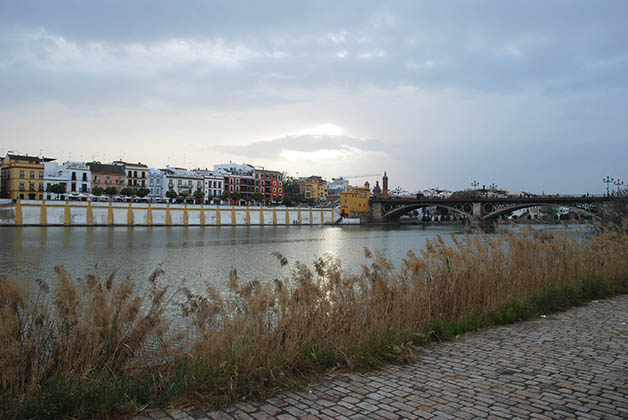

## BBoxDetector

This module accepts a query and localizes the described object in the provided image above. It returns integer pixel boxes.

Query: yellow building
[340,182,371,217]
[1,154,55,200]
[298,176,328,202]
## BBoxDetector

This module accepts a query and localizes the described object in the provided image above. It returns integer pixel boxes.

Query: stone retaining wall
[0,200,340,226]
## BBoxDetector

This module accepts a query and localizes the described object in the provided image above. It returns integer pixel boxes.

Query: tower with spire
[382,171,389,197]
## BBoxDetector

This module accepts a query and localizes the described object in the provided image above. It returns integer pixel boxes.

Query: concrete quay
[135,295,628,420]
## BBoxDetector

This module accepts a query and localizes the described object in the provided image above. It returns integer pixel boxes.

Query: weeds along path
[138,294,628,420]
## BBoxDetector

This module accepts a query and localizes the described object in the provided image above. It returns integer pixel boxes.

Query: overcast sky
[1,1,627,194]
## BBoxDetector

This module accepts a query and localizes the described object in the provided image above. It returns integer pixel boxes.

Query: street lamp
[489,183,497,190]
[614,178,624,195]
[603,176,614,197]
[471,180,479,189]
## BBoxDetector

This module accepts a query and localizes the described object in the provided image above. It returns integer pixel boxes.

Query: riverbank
[1,223,627,419]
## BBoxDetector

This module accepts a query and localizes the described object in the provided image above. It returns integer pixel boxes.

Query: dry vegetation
[2,223,628,419]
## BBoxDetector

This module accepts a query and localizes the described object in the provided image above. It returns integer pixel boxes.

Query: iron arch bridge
[370,196,607,224]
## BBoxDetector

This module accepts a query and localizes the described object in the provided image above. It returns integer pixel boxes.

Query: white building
[44,161,91,199]
[193,169,225,203]
[147,168,166,199]
[328,177,350,194]
[213,162,254,175]
[162,167,204,198]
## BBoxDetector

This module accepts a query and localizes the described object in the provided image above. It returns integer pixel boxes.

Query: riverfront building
[254,168,284,203]
[88,162,126,193]
[193,169,225,203]
[328,177,349,194]
[1,154,54,200]
[44,161,91,199]
[214,163,255,202]
[147,168,166,200]
[297,176,328,202]
[340,182,371,218]
[113,161,148,188]
[162,166,204,198]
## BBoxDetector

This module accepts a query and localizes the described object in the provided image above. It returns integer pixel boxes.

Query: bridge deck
[371,196,608,205]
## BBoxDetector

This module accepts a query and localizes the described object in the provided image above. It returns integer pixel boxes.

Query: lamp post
[489,183,497,190]
[614,178,624,195]
[603,176,613,197]
[471,180,479,189]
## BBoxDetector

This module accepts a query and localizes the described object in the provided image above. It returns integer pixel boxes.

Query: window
[39,171,43,179]
[30,170,35,178]
[20,170,24,178]
[19,182,25,191]
[273,181,277,186]
[273,188,277,192]
[82,173,87,181]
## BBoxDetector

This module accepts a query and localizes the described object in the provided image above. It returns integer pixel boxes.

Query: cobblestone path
[135,295,628,420]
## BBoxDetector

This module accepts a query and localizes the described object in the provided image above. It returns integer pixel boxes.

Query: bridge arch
[482,203,600,221]
[384,203,471,220]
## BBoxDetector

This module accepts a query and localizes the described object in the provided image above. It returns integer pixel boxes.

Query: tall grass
[2,223,628,419]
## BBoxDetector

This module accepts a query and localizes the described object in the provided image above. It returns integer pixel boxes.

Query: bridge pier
[370,201,385,223]
[467,217,497,233]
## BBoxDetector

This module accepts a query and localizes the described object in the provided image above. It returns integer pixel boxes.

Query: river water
[1,224,588,295]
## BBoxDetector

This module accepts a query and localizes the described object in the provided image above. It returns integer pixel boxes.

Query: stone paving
[134,295,628,420]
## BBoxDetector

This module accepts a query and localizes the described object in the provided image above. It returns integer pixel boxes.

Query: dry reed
[1,223,628,419]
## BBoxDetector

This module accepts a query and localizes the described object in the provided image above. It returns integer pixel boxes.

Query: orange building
[254,169,284,203]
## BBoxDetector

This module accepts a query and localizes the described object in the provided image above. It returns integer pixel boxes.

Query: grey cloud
[2,1,628,108]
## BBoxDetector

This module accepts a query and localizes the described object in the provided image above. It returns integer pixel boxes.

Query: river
[1,224,589,295]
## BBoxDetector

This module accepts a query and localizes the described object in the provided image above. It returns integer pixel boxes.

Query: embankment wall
[0,200,339,226]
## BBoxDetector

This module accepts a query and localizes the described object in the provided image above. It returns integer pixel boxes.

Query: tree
[230,192,242,203]
[137,187,150,198]
[166,190,178,201]
[250,192,263,203]
[282,176,305,203]
[46,183,66,199]
[220,191,231,201]
[193,189,205,203]
[50,183,66,194]
[120,187,137,197]
[92,186,104,196]
[179,189,191,199]
[104,187,118,199]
